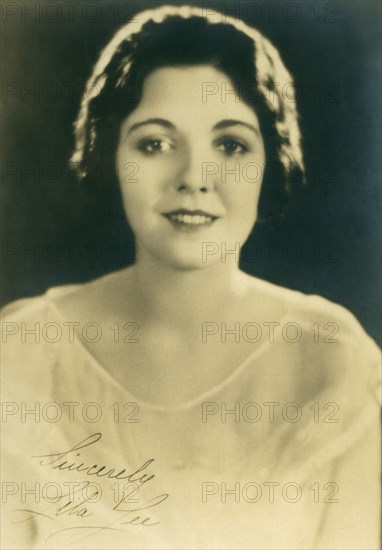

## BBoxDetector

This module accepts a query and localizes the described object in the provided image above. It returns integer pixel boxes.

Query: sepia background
[2,0,381,344]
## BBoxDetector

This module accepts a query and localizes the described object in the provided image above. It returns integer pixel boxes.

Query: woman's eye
[216,138,249,156]
[138,139,174,155]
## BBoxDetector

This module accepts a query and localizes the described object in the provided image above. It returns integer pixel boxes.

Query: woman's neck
[125,252,247,334]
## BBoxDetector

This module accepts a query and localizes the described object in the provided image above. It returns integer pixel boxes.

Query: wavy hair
[70,4,305,221]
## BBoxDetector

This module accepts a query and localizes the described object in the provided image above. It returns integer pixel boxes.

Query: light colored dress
[1,274,381,549]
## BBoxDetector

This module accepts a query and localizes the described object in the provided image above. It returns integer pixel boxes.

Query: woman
[2,4,380,549]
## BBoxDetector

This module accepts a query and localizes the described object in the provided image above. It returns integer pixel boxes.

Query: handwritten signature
[33,432,155,484]
[13,433,169,547]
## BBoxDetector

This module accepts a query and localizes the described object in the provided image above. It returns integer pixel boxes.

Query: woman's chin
[148,247,222,272]
[164,255,218,272]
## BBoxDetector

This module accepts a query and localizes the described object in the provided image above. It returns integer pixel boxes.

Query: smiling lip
[162,208,220,230]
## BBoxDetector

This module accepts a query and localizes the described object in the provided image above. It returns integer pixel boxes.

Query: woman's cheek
[224,178,262,231]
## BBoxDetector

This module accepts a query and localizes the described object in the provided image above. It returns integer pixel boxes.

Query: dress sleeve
[1,294,57,549]
[290,295,381,549]
[314,419,381,549]
[317,302,380,549]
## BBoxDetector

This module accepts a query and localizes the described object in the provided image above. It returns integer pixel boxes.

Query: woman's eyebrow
[126,118,176,135]
[213,119,260,136]
[125,118,259,136]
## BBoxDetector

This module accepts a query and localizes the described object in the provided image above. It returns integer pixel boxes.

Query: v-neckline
[46,292,290,412]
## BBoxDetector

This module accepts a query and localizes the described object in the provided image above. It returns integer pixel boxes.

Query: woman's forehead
[122,65,261,130]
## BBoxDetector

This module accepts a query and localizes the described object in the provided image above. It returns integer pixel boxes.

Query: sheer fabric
[1,278,380,549]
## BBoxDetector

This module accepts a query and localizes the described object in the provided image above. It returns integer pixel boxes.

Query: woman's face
[116,65,266,270]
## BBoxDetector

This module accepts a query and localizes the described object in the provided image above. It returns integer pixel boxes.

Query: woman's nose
[175,149,215,194]
[176,181,209,193]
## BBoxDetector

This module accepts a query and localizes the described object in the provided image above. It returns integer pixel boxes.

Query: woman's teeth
[168,214,214,225]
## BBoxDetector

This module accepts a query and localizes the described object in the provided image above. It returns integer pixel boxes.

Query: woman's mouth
[162,209,220,231]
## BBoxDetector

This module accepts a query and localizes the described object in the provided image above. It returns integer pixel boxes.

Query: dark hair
[72,8,305,222]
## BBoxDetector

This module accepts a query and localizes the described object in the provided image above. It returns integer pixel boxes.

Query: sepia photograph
[1,1,381,548]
